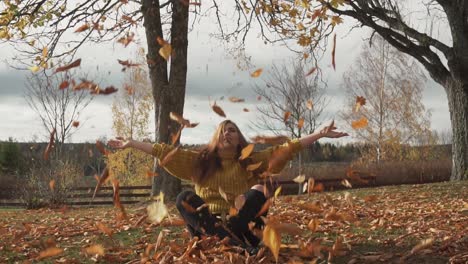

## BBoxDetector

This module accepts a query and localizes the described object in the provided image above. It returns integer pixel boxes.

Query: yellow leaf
[239,144,255,160]
[83,244,105,256]
[159,44,172,61]
[293,174,305,183]
[246,161,262,171]
[274,186,282,199]
[351,117,368,129]
[306,99,313,110]
[30,65,40,73]
[251,68,263,78]
[218,186,229,202]
[42,47,48,58]
[263,225,281,262]
[49,179,55,191]
[147,197,168,224]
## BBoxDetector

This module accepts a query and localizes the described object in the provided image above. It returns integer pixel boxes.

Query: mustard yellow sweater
[152,139,302,214]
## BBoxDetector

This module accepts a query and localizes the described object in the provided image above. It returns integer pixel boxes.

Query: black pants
[175,189,267,247]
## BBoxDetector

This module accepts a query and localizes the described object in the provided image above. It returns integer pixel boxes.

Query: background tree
[24,72,93,157]
[341,35,432,162]
[107,48,154,186]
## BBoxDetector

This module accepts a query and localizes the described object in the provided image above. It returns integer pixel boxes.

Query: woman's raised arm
[108,138,153,155]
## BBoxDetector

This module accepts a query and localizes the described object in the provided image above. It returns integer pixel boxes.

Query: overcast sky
[0,5,451,145]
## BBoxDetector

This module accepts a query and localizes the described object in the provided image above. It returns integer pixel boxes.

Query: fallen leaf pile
[0,181,466,263]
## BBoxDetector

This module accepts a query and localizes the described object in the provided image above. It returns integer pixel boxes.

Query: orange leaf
[112,178,122,209]
[283,111,291,123]
[307,218,319,232]
[74,24,89,33]
[306,99,313,110]
[305,67,317,77]
[246,161,262,171]
[43,128,56,160]
[239,144,255,160]
[251,135,289,145]
[117,32,135,47]
[95,140,109,155]
[229,207,238,217]
[169,112,190,126]
[156,36,169,46]
[250,68,263,78]
[83,244,105,256]
[171,126,183,145]
[72,121,79,127]
[211,102,226,117]
[351,117,368,129]
[255,198,272,217]
[159,146,179,167]
[355,96,366,112]
[37,247,63,260]
[121,15,136,25]
[96,221,113,237]
[307,178,315,194]
[159,43,172,61]
[312,183,324,192]
[331,33,337,70]
[49,180,55,191]
[146,171,159,178]
[180,200,197,213]
[58,81,70,90]
[228,96,245,103]
[92,167,110,201]
[55,59,81,73]
[298,118,305,129]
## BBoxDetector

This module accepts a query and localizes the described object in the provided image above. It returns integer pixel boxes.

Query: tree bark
[142,0,189,199]
[445,78,468,180]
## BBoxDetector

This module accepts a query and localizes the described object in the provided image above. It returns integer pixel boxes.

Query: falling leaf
[305,67,317,77]
[159,43,172,61]
[312,183,324,192]
[159,146,180,167]
[331,33,337,70]
[59,81,70,90]
[243,108,249,112]
[274,186,282,199]
[263,225,280,262]
[96,222,113,237]
[293,174,306,184]
[121,15,136,25]
[92,167,110,201]
[170,112,190,126]
[298,118,305,129]
[147,197,168,224]
[411,238,434,254]
[146,171,159,178]
[55,59,81,73]
[43,128,56,160]
[42,47,48,57]
[283,111,291,123]
[234,195,246,210]
[83,244,105,256]
[257,96,262,101]
[351,117,368,129]
[307,178,315,194]
[229,207,238,216]
[95,140,109,155]
[307,218,320,232]
[306,99,313,110]
[171,126,183,145]
[228,96,245,103]
[90,86,118,95]
[239,144,255,160]
[246,161,263,171]
[251,68,263,78]
[355,96,366,112]
[124,85,134,95]
[49,179,55,191]
[251,135,289,145]
[211,102,226,117]
[37,247,64,260]
[218,186,229,203]
[72,121,79,127]
[341,179,352,188]
[117,59,141,67]
[187,122,199,128]
[74,24,90,33]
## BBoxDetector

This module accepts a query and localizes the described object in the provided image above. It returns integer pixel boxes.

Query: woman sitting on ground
[108,119,347,253]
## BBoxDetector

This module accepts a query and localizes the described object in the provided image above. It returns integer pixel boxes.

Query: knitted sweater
[152,139,303,214]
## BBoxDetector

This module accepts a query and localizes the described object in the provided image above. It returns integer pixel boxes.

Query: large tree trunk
[445,78,468,180]
[142,0,189,200]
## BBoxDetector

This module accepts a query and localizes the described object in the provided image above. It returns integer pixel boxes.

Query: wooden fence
[0,175,377,207]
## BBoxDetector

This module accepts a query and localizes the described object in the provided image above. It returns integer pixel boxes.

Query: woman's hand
[107,137,133,149]
[317,120,349,139]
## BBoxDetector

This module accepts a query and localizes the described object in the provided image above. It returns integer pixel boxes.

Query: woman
[108,119,347,253]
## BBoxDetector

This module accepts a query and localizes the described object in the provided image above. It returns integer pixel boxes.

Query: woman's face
[218,123,240,150]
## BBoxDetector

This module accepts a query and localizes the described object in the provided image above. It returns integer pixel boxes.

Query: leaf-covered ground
[0,181,467,263]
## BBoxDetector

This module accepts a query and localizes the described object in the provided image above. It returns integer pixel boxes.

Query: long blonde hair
[192,120,250,184]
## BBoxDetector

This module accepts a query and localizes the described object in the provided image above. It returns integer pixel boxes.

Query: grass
[0,180,467,263]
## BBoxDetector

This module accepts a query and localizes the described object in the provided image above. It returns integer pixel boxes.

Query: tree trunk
[142,0,189,200]
[445,78,468,180]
